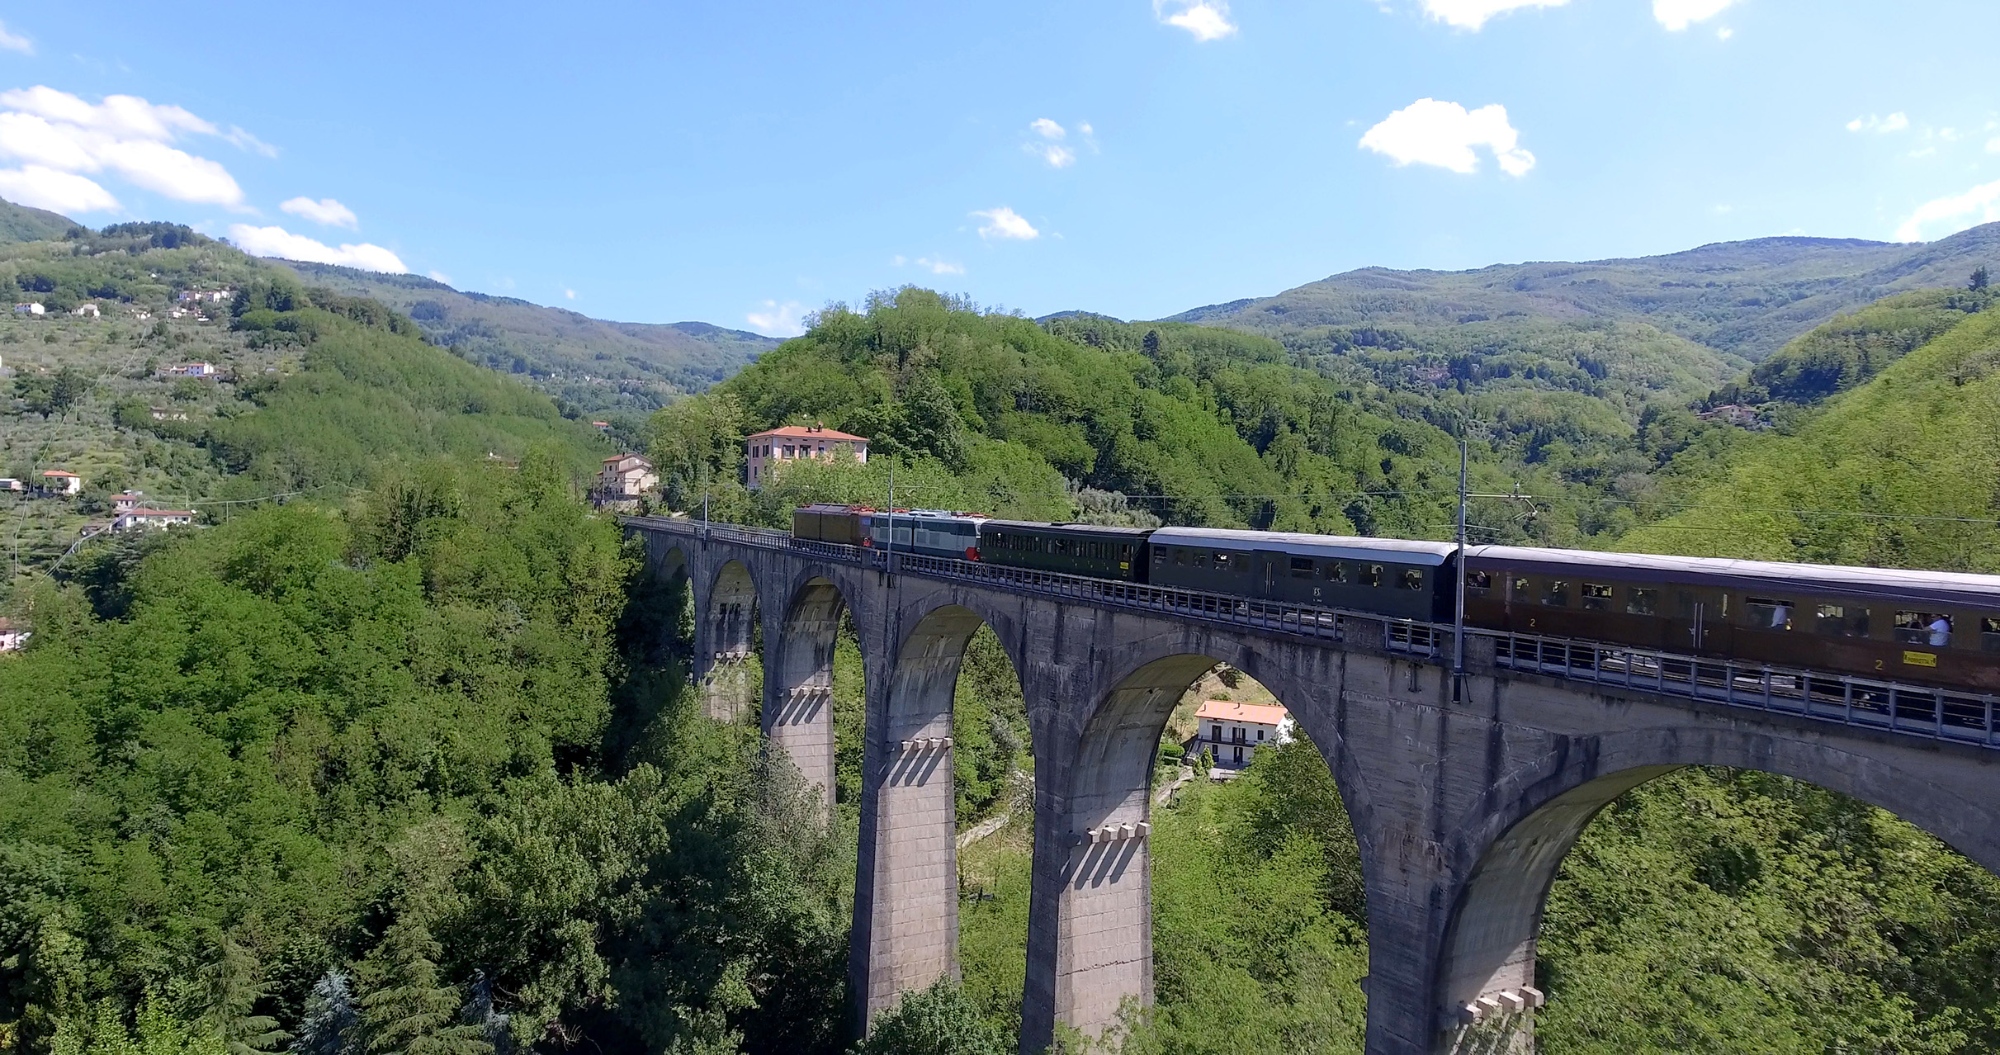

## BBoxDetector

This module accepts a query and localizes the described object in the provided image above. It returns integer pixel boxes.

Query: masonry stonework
[642,523,2000,1055]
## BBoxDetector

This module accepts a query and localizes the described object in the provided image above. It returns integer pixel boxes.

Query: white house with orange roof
[1189,699,1294,770]
[744,425,869,489]
[39,469,81,496]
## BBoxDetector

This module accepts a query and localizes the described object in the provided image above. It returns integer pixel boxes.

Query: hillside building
[160,362,218,378]
[72,304,99,318]
[1188,699,1294,770]
[113,490,146,513]
[593,454,657,510]
[112,508,195,532]
[39,470,81,496]
[745,425,869,489]
[0,618,28,652]
[13,303,43,316]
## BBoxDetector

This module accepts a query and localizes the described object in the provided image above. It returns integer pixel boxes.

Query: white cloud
[225,126,278,158]
[1359,98,1535,176]
[1716,25,1733,39]
[1030,118,1065,140]
[1894,180,2000,243]
[1847,112,1909,134]
[916,257,964,275]
[1653,0,1736,31]
[971,206,1040,240]
[1079,122,1094,136]
[746,299,808,338]
[228,223,408,273]
[282,196,358,228]
[1030,143,1076,168]
[564,288,577,300]
[1420,0,1570,31]
[0,22,32,55]
[428,270,452,285]
[0,86,251,209]
[1154,0,1237,41]
[0,165,116,213]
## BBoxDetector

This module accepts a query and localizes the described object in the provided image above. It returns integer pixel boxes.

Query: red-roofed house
[745,425,869,489]
[1189,699,1294,770]
[593,454,658,510]
[39,470,81,496]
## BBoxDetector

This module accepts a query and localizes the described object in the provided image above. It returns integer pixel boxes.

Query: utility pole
[884,466,895,583]
[1453,430,1469,700]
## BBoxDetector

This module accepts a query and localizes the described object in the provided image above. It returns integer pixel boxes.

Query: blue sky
[3,0,1999,334]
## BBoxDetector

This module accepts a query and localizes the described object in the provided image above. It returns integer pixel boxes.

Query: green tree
[854,979,1007,1055]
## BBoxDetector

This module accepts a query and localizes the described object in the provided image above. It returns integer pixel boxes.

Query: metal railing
[627,516,1998,750]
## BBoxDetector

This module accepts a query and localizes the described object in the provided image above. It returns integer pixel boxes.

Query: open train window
[1214,552,1233,571]
[1325,562,1347,583]
[1512,577,1531,599]
[1466,570,1492,592]
[1746,597,1794,630]
[1627,588,1659,615]
[1290,557,1314,579]
[1194,551,1208,568]
[1399,569,1424,590]
[1543,580,1569,606]
[1581,583,1612,611]
[1815,604,1870,637]
[1360,564,1383,587]
[1174,548,1186,565]
[1982,617,2000,652]
[1896,611,1952,647]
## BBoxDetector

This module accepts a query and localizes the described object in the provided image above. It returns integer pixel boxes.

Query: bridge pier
[633,521,2000,1055]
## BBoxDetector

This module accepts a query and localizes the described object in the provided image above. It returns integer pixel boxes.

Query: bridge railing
[626,515,1997,750]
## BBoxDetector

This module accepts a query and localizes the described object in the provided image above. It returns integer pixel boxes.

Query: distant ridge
[1162,224,2000,361]
[0,197,82,245]
[278,261,777,413]
[1035,309,1126,325]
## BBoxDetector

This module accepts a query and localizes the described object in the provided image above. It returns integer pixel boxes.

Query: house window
[1581,583,1613,611]
[1627,588,1659,616]
[1543,581,1569,606]
[1745,597,1795,630]
[1211,724,1222,741]
[1256,729,1265,741]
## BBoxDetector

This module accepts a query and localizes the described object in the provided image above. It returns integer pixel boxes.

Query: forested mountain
[1177,222,2000,363]
[280,263,776,417]
[0,198,82,246]
[1625,284,2000,568]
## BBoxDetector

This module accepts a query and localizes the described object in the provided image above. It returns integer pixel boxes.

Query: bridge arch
[1026,633,1373,1046]
[852,594,1033,1029]
[764,569,872,812]
[1436,723,2000,1036]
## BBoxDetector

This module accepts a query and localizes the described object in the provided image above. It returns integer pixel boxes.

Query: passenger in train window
[1466,570,1493,592]
[1581,583,1612,611]
[1361,565,1382,587]
[1815,605,1847,635]
[1894,611,1948,646]
[1326,563,1347,583]
[1175,549,1187,565]
[1627,588,1659,615]
[1399,569,1424,590]
[1930,614,1953,647]
[1512,577,1531,599]
[1544,580,1569,606]
[1746,597,1794,630]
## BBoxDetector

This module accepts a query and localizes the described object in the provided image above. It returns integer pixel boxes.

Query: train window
[1194,551,1209,568]
[1745,597,1795,630]
[1214,552,1233,570]
[1627,588,1659,615]
[1543,580,1569,606]
[1360,564,1383,587]
[1466,570,1493,592]
[1399,569,1424,590]
[1982,617,2000,652]
[1895,611,1953,647]
[1512,577,1531,599]
[1325,562,1347,583]
[1290,557,1314,579]
[1815,604,1867,637]
[1174,548,1186,565]
[1581,583,1613,611]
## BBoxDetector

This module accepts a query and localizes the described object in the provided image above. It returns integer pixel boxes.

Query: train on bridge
[791,503,2000,693]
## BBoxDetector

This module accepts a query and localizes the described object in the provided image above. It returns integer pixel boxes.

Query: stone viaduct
[629,516,2000,1055]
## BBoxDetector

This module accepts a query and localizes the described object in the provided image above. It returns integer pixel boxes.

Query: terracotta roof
[1193,700,1290,727]
[123,509,194,517]
[602,453,651,465]
[41,470,78,478]
[746,425,869,442]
